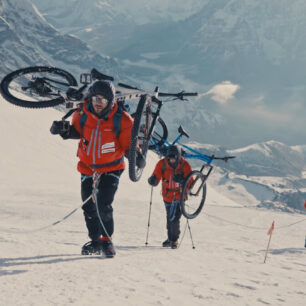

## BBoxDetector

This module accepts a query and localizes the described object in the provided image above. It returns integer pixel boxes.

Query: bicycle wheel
[180,170,207,219]
[129,94,154,182]
[131,112,168,151]
[0,66,77,108]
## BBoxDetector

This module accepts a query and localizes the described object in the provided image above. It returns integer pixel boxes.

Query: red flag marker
[304,200,306,209]
[264,221,275,263]
[267,221,275,236]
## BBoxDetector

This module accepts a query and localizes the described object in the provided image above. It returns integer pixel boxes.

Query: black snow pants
[81,170,122,240]
[164,200,182,242]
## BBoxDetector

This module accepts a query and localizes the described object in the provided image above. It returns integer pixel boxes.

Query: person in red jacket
[50,80,144,257]
[148,145,192,249]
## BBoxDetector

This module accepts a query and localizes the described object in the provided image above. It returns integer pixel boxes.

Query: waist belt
[89,156,124,169]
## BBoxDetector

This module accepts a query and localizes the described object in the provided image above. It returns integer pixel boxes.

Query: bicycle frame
[150,126,235,188]
[137,94,163,154]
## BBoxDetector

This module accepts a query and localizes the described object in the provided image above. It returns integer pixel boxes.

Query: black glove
[173,174,185,184]
[50,120,70,136]
[148,175,158,186]
[136,151,146,169]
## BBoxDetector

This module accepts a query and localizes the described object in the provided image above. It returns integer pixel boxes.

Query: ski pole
[145,186,154,245]
[187,219,196,249]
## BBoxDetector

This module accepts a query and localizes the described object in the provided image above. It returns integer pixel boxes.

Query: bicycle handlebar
[209,155,236,162]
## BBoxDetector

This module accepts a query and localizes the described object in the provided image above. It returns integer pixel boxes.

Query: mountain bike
[0,66,198,182]
[151,126,235,219]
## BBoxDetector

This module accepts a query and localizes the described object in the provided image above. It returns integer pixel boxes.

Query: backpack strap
[162,159,166,176]
[113,100,124,138]
[79,110,88,131]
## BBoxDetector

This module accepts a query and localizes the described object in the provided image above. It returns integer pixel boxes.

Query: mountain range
[30,0,306,148]
[187,140,306,212]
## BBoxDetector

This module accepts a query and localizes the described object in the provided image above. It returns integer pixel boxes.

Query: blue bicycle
[150,126,235,219]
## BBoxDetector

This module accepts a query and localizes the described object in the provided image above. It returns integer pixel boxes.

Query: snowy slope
[1,92,305,305]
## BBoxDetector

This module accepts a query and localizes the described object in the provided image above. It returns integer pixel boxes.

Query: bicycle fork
[189,164,213,196]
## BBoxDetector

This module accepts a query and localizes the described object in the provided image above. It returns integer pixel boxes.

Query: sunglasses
[92,96,109,104]
[168,155,178,159]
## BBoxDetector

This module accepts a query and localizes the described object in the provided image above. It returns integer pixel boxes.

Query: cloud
[199,81,240,104]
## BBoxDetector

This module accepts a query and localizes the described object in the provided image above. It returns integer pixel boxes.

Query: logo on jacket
[101,142,115,154]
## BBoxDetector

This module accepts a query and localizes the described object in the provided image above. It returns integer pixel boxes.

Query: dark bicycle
[0,66,198,182]
[150,126,235,219]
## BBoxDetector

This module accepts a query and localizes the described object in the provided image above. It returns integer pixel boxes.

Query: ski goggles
[92,96,109,104]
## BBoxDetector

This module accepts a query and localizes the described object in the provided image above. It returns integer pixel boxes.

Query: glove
[173,174,185,184]
[136,151,146,169]
[148,175,158,186]
[50,120,70,136]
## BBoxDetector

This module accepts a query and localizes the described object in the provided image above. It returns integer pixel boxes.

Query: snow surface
[0,96,305,305]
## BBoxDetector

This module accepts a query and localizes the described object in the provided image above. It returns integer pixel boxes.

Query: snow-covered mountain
[30,0,207,54]
[31,0,306,148]
[31,0,306,84]
[0,0,119,78]
[186,140,306,212]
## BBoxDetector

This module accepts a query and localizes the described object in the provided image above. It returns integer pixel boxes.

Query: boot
[162,239,171,247]
[170,240,178,249]
[81,240,103,255]
[100,240,116,258]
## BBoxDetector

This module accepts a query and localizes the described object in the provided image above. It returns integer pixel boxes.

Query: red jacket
[152,157,192,202]
[72,100,133,175]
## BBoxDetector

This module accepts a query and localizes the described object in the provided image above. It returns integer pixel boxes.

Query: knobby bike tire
[180,170,207,219]
[129,94,153,182]
[0,66,77,108]
[131,112,168,150]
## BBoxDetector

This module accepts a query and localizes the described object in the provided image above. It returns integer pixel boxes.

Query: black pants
[81,170,122,241]
[164,201,182,242]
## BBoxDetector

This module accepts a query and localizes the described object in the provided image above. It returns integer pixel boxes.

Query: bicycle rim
[180,170,207,219]
[129,94,153,182]
[148,117,168,150]
[0,66,77,108]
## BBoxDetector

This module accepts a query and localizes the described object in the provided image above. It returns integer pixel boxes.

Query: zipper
[98,131,102,158]
[87,129,95,156]
[92,119,101,165]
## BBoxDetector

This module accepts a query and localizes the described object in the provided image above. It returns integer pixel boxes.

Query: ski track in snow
[0,97,305,306]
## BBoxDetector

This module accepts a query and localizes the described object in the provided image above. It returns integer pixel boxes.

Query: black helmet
[88,80,116,118]
[166,145,181,169]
